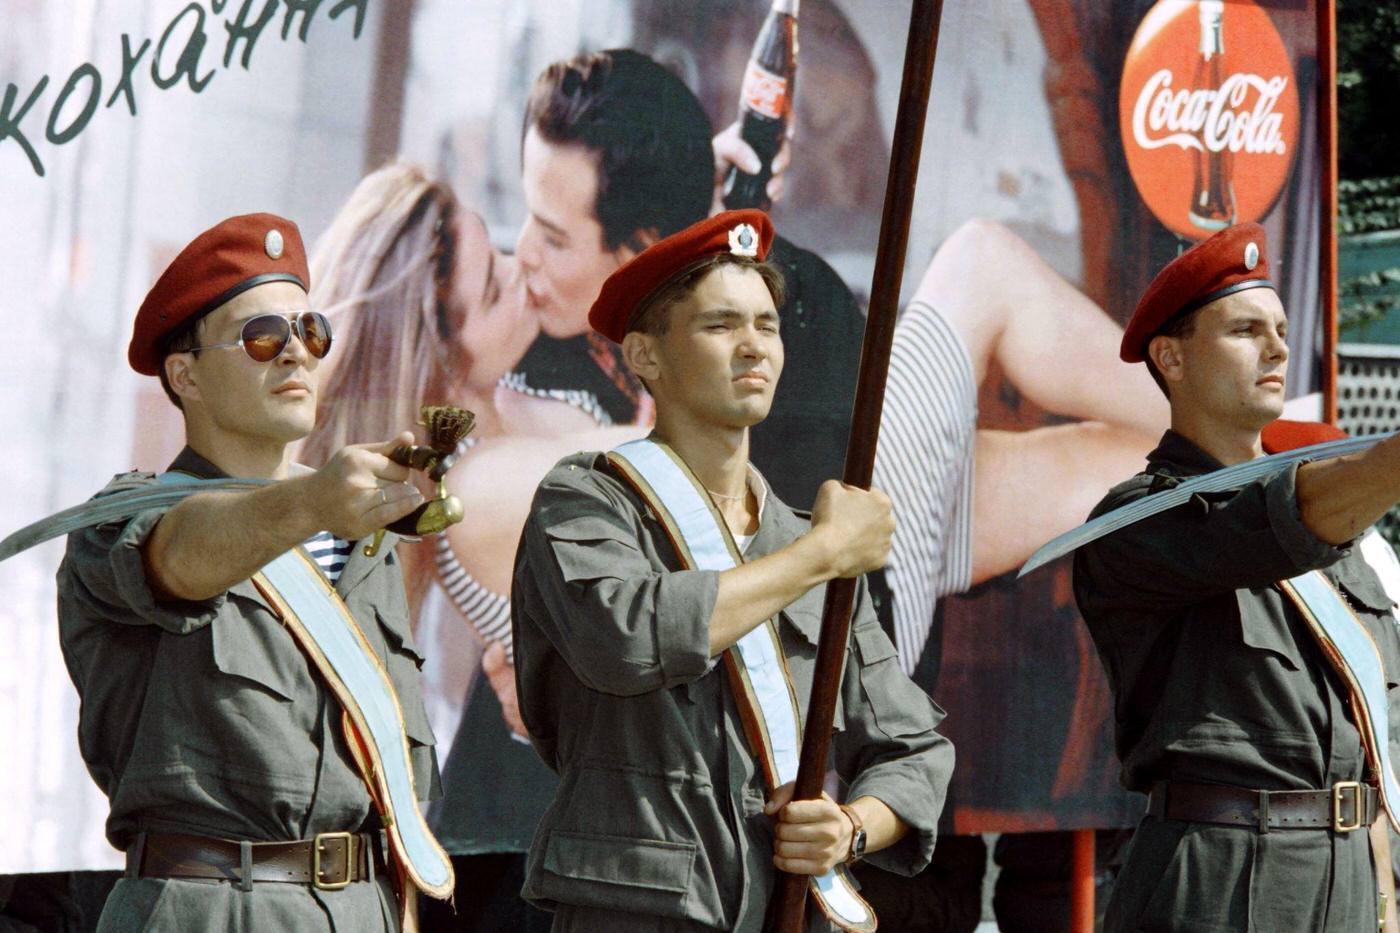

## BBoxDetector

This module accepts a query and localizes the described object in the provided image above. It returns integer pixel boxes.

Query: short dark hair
[525,49,714,253]
[156,316,205,410]
[628,255,788,337]
[1143,307,1203,397]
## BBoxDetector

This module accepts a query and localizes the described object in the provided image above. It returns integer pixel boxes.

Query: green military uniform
[511,452,954,932]
[1074,430,1400,932]
[439,231,867,933]
[56,447,440,932]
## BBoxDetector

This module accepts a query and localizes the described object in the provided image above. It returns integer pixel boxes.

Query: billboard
[0,0,1325,882]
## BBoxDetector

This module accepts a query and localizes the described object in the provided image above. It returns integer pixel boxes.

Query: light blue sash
[156,473,454,898]
[1280,570,1400,831]
[606,439,876,933]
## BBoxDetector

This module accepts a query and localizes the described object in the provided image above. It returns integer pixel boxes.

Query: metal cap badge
[265,229,285,260]
[728,223,760,258]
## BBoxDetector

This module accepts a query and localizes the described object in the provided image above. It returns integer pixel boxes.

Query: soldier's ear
[621,331,661,383]
[1148,335,1184,386]
[164,352,202,404]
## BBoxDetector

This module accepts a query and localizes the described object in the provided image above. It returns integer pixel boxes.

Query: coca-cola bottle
[1188,0,1236,231]
[722,0,799,211]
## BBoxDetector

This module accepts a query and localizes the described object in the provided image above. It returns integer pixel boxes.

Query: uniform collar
[746,467,807,560]
[166,446,230,480]
[166,446,314,482]
[1145,429,1228,479]
[744,465,769,524]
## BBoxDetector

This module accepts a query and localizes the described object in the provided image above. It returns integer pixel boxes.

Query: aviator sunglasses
[187,311,333,363]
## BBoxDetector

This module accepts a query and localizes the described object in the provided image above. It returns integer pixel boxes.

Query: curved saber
[0,479,270,563]
[1018,432,1395,578]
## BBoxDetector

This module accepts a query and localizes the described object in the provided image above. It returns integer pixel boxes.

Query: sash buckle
[313,831,355,890]
[1333,781,1364,833]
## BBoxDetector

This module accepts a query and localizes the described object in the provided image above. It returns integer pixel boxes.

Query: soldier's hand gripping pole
[767,3,944,931]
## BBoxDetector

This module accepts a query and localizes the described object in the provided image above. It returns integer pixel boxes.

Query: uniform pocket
[1238,590,1304,671]
[778,586,844,732]
[853,622,898,666]
[209,611,305,702]
[539,766,727,925]
[852,619,929,739]
[540,831,700,922]
[375,610,435,747]
[376,606,426,670]
[1334,561,1397,614]
[544,831,695,894]
[542,515,644,585]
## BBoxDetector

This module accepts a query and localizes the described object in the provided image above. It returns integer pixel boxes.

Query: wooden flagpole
[1318,0,1339,424]
[769,1,945,929]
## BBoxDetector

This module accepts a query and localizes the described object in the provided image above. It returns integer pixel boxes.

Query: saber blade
[1018,432,1395,578]
[0,479,269,563]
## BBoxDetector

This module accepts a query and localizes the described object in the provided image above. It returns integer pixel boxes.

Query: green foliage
[1338,178,1400,334]
[1338,268,1400,332]
[1337,1,1400,180]
[1338,177,1400,235]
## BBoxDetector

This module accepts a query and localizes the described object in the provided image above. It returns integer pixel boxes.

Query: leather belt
[129,831,383,890]
[1147,780,1379,833]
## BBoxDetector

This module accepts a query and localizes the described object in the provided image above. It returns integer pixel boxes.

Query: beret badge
[587,209,773,344]
[728,223,760,259]
[265,229,285,260]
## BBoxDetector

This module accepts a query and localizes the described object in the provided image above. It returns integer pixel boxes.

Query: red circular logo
[1119,0,1300,241]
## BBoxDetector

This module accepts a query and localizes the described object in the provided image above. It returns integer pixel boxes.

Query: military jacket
[1074,430,1400,931]
[512,452,953,931]
[56,447,440,933]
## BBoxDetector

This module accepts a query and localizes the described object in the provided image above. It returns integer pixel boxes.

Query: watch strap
[839,803,866,863]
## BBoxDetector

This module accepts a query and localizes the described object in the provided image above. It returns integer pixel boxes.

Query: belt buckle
[313,831,354,890]
[1332,781,1364,833]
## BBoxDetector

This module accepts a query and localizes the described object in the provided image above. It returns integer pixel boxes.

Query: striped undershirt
[431,432,514,659]
[434,533,512,655]
[871,300,977,676]
[303,530,353,585]
[500,371,613,427]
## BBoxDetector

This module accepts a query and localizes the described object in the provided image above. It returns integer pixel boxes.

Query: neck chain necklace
[706,487,747,502]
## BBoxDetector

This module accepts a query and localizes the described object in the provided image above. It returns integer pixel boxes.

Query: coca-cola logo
[1119,0,1300,240]
[1132,69,1289,154]
[741,62,789,121]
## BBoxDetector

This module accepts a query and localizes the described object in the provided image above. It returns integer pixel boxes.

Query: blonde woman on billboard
[301,163,644,743]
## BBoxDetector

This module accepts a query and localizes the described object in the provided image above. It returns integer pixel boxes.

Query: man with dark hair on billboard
[424,47,867,932]
[1074,223,1400,932]
[511,48,864,510]
[512,209,950,932]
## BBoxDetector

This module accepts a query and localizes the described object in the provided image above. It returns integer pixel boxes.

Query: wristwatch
[840,804,866,864]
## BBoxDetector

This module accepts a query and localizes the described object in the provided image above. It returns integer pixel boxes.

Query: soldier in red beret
[509,210,952,931]
[54,214,450,931]
[1073,223,1400,932]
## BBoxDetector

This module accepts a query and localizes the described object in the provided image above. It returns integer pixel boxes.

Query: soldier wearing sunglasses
[54,214,445,931]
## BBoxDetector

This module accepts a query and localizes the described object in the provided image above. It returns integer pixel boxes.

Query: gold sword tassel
[364,406,474,557]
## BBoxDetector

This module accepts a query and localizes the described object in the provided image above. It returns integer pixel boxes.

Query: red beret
[588,209,775,344]
[128,213,310,376]
[1261,419,1347,454]
[1121,222,1274,363]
